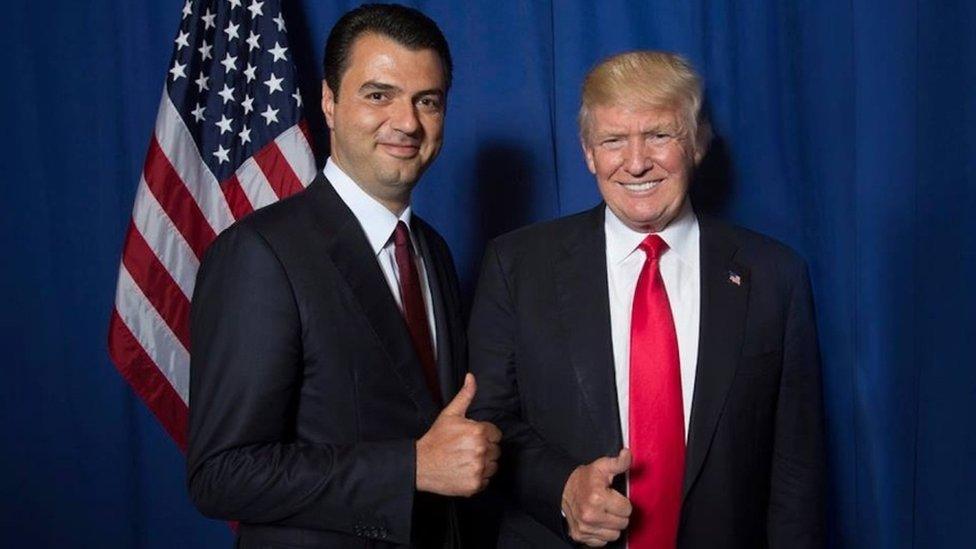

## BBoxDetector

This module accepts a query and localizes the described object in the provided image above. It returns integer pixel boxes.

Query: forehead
[588,103,680,133]
[341,33,446,92]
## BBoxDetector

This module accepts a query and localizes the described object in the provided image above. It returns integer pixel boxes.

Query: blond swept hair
[579,51,711,155]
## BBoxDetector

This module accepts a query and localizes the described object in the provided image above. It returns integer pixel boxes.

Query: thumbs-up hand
[561,448,633,547]
[416,374,502,496]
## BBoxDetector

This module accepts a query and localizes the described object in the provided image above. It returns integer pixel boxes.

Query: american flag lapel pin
[727,270,742,286]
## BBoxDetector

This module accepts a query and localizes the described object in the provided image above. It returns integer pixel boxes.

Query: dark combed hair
[323,3,453,97]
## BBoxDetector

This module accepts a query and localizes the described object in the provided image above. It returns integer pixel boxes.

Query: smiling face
[322,33,446,213]
[582,102,701,233]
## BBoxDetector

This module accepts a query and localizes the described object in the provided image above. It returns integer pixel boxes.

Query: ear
[581,136,597,175]
[321,81,336,130]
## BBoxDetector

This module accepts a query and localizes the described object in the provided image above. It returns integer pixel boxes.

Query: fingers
[441,373,476,417]
[603,488,632,519]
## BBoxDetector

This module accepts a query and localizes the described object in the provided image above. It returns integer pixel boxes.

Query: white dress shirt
[324,158,437,354]
[605,201,700,442]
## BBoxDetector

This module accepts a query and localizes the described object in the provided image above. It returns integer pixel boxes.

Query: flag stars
[241,94,254,114]
[264,72,284,94]
[217,84,236,104]
[224,21,240,41]
[190,103,206,122]
[292,91,302,108]
[182,1,192,19]
[169,60,187,81]
[243,63,257,82]
[213,144,230,164]
[268,42,288,62]
[201,8,216,29]
[246,31,260,51]
[239,125,252,145]
[260,105,280,125]
[228,0,242,8]
[273,13,286,32]
[220,52,238,73]
[174,30,190,50]
[195,72,209,92]
[216,114,234,134]
[198,40,213,61]
[248,0,264,19]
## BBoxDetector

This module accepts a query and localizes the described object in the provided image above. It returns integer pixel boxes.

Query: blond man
[469,51,825,548]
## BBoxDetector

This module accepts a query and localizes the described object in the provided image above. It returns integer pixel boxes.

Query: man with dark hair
[187,4,499,548]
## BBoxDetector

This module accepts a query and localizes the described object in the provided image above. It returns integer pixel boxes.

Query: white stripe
[154,90,235,234]
[235,155,280,210]
[274,123,317,187]
[131,176,199,298]
[115,266,190,404]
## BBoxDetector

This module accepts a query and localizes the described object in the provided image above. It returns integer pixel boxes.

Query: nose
[390,98,420,136]
[623,139,652,175]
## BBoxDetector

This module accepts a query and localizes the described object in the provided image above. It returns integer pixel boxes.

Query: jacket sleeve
[767,260,826,548]
[186,223,415,544]
[467,241,579,540]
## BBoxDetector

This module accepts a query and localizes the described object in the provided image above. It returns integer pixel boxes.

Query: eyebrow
[358,81,400,93]
[357,81,445,99]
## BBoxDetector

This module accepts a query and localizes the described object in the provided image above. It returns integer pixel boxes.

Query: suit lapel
[413,220,459,404]
[554,206,623,454]
[682,214,750,500]
[307,174,441,423]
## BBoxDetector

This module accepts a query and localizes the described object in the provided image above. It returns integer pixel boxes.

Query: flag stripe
[121,222,192,350]
[221,175,255,220]
[254,140,305,199]
[131,177,199,297]
[155,92,235,234]
[235,155,280,211]
[144,137,218,259]
[115,266,190,402]
[108,310,189,451]
[275,123,316,188]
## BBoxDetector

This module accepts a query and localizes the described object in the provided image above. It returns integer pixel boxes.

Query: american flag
[108,0,316,450]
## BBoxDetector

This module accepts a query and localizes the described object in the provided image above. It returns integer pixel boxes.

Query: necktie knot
[394,220,411,248]
[639,234,668,260]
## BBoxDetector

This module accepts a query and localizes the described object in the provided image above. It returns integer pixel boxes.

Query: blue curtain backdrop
[2,0,974,547]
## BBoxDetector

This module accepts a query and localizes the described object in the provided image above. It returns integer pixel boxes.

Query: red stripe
[120,222,191,350]
[144,137,218,258]
[108,310,188,451]
[298,119,314,156]
[253,141,305,199]
[221,174,254,219]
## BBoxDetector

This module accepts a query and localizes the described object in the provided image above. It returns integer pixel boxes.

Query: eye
[366,91,389,102]
[649,132,674,145]
[417,96,443,112]
[602,138,624,149]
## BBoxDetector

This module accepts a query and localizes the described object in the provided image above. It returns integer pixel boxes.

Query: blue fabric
[2,0,973,547]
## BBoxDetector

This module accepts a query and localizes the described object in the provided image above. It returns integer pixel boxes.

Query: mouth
[617,179,664,193]
[379,142,421,159]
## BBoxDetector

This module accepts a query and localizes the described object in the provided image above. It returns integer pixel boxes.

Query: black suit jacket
[468,204,825,548]
[187,174,468,548]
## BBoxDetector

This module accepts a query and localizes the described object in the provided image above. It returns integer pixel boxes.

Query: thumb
[441,373,476,417]
[603,448,632,476]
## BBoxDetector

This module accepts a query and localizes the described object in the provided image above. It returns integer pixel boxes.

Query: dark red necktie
[628,234,684,548]
[393,221,441,406]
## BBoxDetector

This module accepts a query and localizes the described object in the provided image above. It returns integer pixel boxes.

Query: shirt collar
[604,199,700,268]
[325,157,412,255]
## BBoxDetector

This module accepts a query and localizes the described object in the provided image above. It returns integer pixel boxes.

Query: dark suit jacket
[468,204,825,548]
[187,173,468,548]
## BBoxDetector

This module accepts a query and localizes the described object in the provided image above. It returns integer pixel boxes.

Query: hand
[416,373,502,496]
[561,448,632,547]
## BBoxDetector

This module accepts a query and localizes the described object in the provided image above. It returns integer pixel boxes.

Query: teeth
[620,181,661,191]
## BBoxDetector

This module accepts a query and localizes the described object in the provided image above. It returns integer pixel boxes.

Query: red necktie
[628,234,684,548]
[393,221,441,406]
